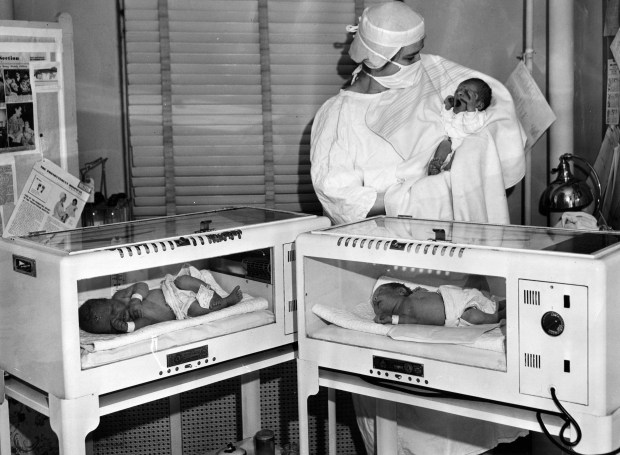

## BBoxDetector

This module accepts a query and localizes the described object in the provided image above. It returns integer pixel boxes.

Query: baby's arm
[110,316,158,333]
[113,282,149,319]
[374,313,419,325]
[113,282,149,300]
[428,139,453,175]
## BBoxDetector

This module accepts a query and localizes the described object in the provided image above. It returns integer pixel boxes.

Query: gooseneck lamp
[539,153,602,218]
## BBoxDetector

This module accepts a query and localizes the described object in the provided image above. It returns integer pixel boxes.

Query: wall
[12,0,125,197]
[9,0,605,226]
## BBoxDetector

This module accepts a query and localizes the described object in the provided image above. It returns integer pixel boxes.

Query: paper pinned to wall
[505,61,556,151]
[607,59,620,126]
[3,158,91,238]
[594,126,620,226]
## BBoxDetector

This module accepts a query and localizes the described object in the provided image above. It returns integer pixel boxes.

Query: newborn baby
[428,77,493,175]
[372,280,505,327]
[79,265,243,334]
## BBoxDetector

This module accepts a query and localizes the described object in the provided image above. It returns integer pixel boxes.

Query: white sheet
[81,310,274,369]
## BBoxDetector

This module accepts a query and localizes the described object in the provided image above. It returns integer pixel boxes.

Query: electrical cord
[536,387,620,455]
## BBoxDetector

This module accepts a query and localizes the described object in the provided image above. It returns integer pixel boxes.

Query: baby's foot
[223,285,243,306]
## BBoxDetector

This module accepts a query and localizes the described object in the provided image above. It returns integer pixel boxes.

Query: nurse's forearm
[366,192,386,217]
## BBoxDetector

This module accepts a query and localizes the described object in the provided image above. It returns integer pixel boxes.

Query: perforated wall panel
[93,399,171,455]
[13,361,363,454]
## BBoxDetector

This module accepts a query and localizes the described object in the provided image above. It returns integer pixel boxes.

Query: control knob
[541,311,564,336]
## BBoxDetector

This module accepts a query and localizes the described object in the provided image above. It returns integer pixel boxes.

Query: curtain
[122,0,370,218]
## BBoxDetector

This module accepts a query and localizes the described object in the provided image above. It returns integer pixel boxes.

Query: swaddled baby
[372,278,505,327]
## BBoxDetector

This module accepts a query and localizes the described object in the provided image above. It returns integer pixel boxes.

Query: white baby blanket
[379,54,526,224]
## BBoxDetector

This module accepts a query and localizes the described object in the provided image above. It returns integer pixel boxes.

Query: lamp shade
[539,155,595,213]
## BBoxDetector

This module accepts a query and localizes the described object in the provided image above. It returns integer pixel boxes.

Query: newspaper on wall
[0,54,37,154]
[3,158,92,238]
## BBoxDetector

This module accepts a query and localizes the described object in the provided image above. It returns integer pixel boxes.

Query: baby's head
[372,282,413,316]
[453,78,492,113]
[79,298,128,334]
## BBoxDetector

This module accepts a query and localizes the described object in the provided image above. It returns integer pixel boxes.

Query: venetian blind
[122,0,360,218]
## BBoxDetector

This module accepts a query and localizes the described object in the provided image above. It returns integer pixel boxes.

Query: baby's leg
[461,307,499,325]
[208,285,243,311]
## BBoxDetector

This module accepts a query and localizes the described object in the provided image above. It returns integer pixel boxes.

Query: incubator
[296,216,620,454]
[0,207,329,454]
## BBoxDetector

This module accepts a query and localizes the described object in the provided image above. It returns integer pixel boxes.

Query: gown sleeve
[310,94,378,225]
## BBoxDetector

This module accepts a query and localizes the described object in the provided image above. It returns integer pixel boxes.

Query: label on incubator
[167,345,208,367]
[373,356,424,377]
[12,255,36,277]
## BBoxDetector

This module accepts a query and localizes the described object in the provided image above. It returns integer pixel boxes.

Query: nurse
[310,2,528,454]
[310,1,526,226]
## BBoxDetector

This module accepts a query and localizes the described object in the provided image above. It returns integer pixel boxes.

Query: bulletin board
[0,13,77,235]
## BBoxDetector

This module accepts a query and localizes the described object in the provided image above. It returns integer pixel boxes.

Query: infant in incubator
[372,276,505,327]
[79,265,243,334]
[428,77,493,175]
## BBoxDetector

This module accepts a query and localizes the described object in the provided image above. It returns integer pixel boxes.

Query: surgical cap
[348,2,425,69]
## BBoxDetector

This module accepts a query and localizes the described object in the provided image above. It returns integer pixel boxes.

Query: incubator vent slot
[524,353,541,368]
[113,231,242,258]
[115,240,177,258]
[523,289,541,305]
[333,237,466,258]
[411,243,464,257]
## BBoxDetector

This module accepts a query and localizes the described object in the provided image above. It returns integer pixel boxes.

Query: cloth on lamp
[555,212,600,230]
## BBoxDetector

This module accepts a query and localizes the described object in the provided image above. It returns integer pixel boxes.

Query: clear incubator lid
[16,207,309,254]
[319,216,620,256]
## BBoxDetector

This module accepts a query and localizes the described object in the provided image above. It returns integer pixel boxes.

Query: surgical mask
[365,59,422,90]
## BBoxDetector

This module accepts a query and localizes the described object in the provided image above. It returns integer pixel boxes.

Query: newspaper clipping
[3,159,92,237]
[0,54,37,153]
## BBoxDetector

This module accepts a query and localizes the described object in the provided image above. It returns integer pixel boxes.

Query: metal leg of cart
[0,374,10,455]
[49,394,100,455]
[297,358,319,455]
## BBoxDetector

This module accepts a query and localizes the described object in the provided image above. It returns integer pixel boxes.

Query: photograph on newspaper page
[3,158,92,238]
